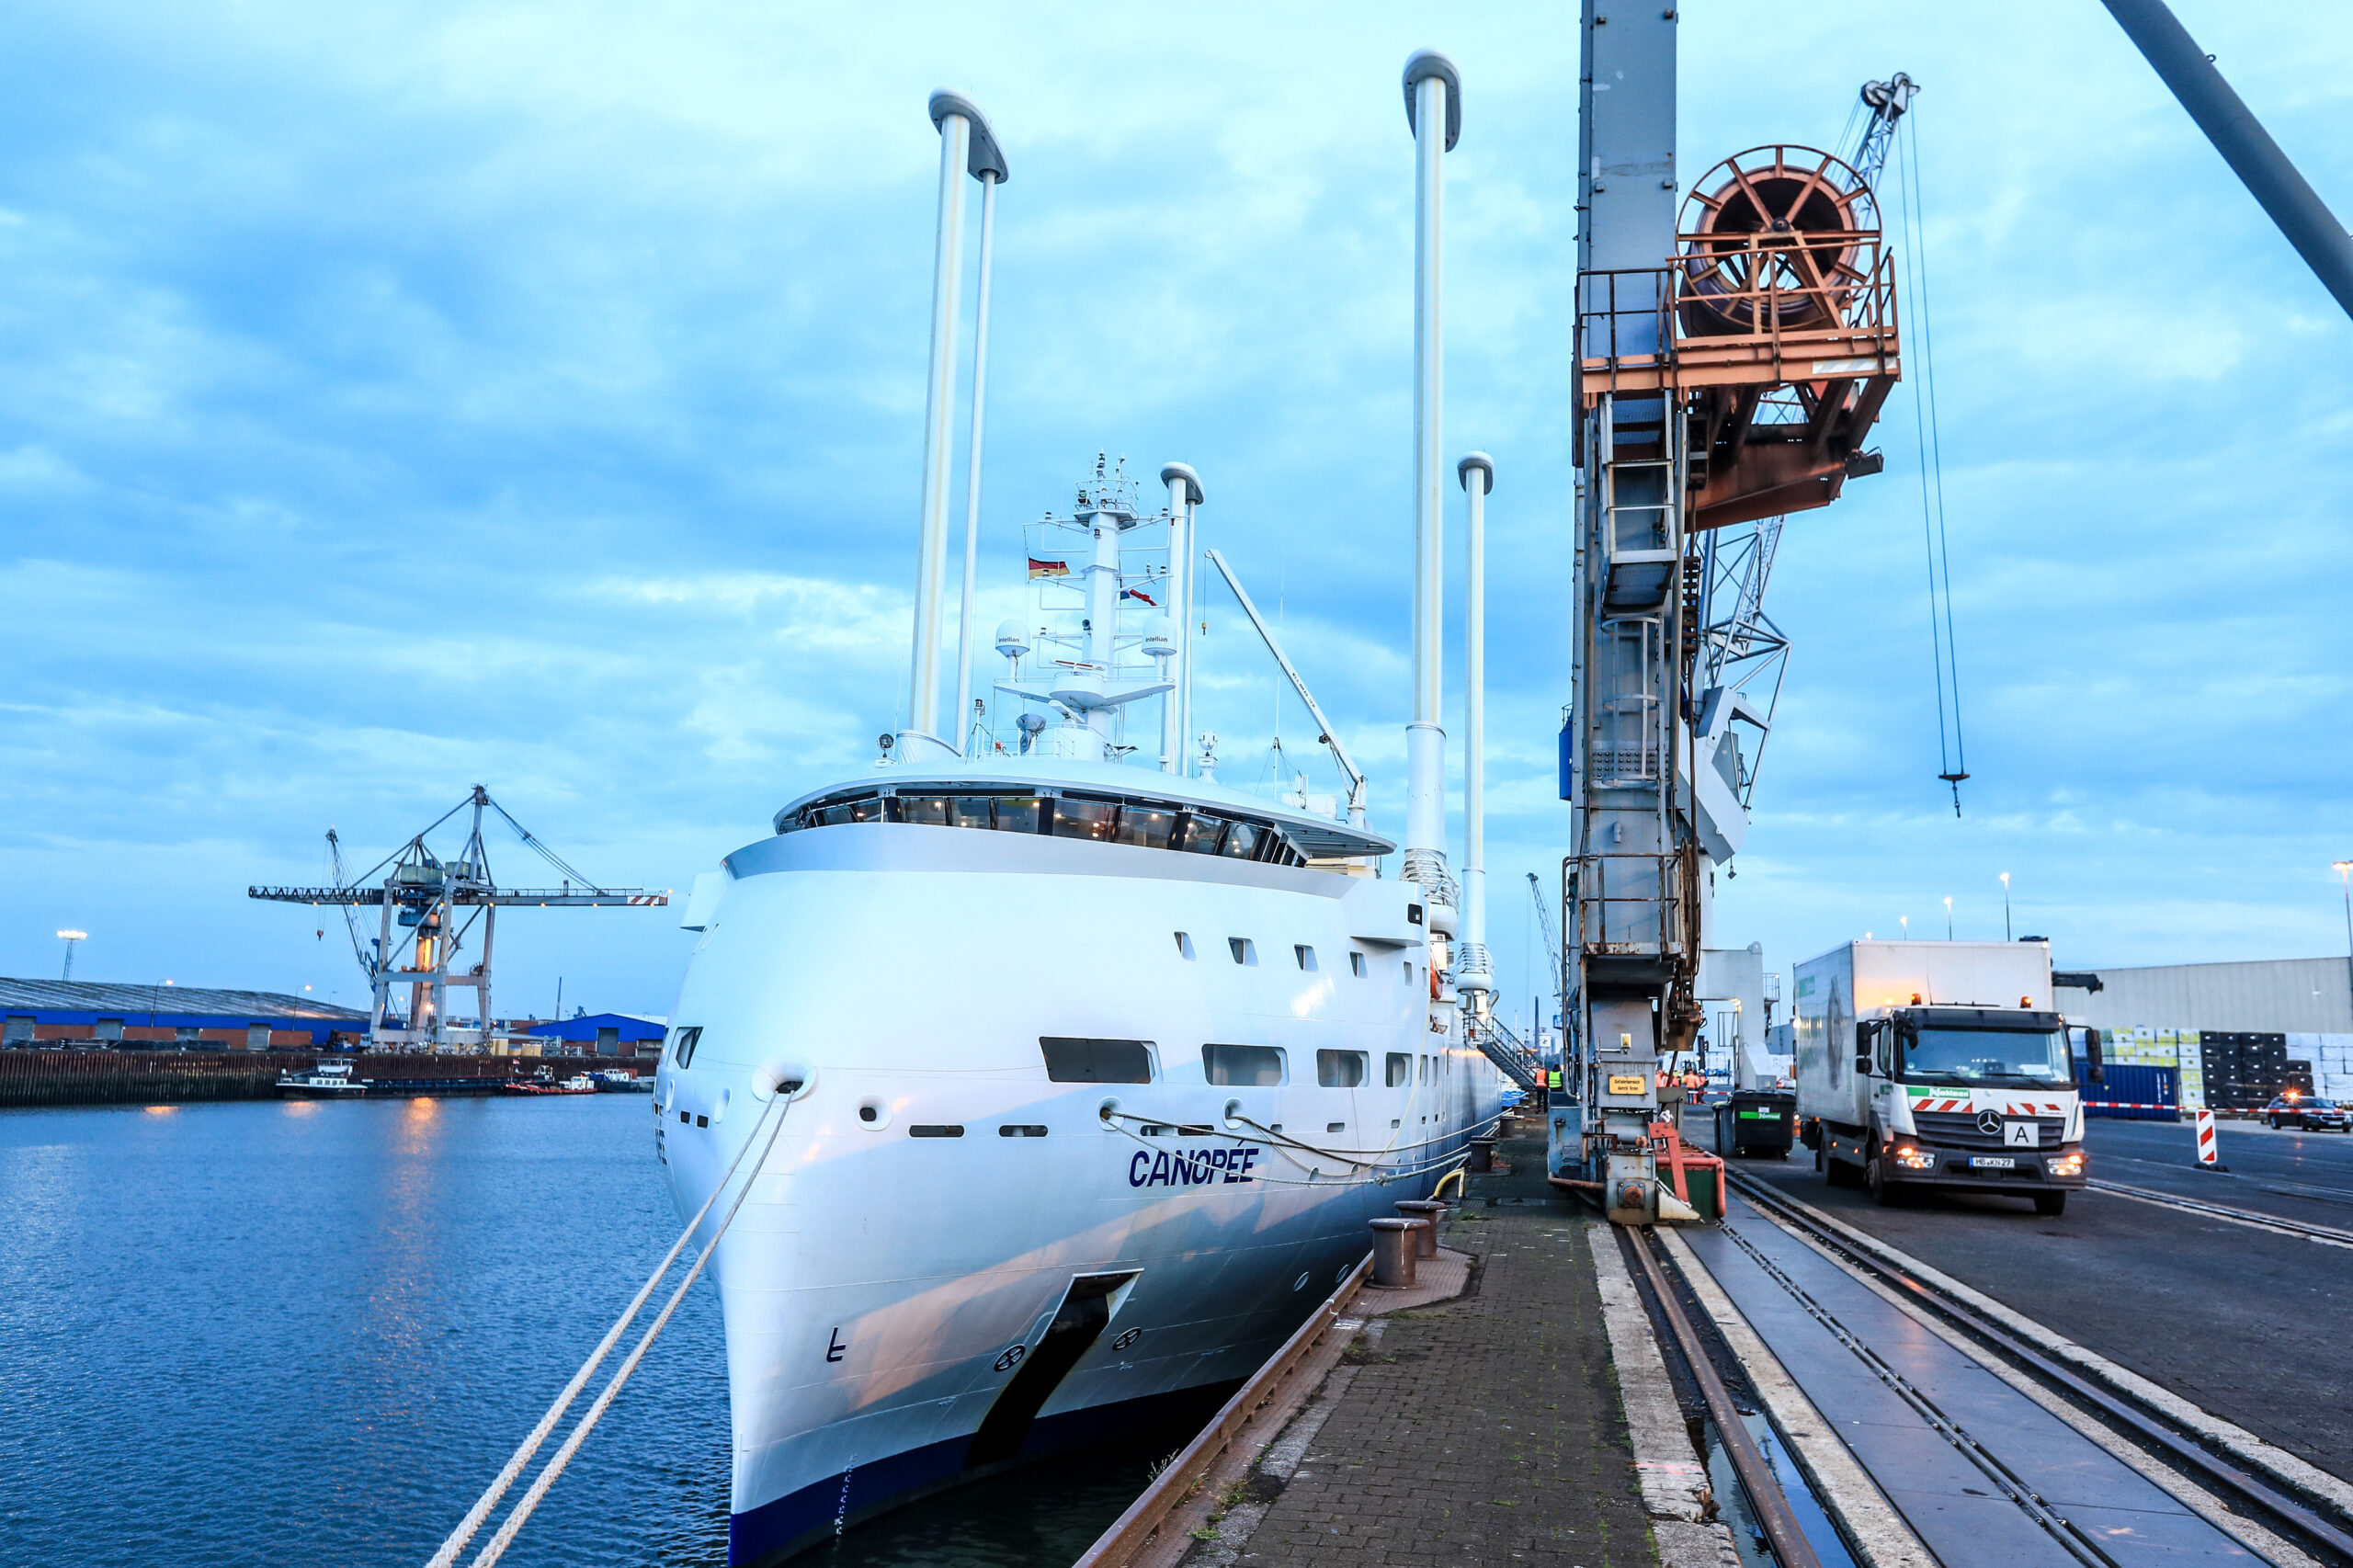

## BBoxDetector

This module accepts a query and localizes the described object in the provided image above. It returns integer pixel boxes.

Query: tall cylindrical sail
[1159,463,1203,773]
[1402,50,1460,897]
[950,167,1002,756]
[1457,452,1495,998]
[904,91,1005,760]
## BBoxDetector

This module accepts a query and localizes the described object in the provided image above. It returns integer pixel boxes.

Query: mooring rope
[424,1085,795,1568]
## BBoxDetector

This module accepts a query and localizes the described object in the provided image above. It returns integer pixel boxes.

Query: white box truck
[1793,940,2098,1215]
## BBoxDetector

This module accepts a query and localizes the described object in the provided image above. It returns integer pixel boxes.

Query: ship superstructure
[654,84,1502,1563]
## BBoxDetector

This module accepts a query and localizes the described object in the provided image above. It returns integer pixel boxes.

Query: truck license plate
[1969,1156,2016,1169]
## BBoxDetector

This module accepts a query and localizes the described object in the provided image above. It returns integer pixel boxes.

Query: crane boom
[1850,73,1916,194]
[2103,0,2353,322]
[1526,870,1563,1019]
[1201,547,1369,826]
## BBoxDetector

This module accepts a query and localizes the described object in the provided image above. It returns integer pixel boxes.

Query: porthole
[857,1097,892,1131]
[1291,1272,1311,1291]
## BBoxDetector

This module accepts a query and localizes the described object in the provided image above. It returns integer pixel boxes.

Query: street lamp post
[56,930,85,983]
[2000,872,2012,941]
[2334,861,2353,1026]
[1944,896,1954,940]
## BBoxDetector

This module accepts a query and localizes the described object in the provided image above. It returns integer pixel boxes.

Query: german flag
[1028,558,1070,579]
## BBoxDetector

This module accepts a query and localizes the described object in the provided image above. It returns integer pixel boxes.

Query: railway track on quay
[1656,1166,2353,1568]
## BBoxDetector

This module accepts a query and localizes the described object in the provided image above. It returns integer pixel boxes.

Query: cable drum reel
[1677,144,1879,337]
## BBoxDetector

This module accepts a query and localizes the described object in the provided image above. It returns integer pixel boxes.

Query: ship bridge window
[1349,952,1367,979]
[1294,945,1318,971]
[1176,813,1226,854]
[1229,938,1257,966]
[1387,1052,1411,1087]
[1202,1044,1286,1086]
[1175,931,1196,960]
[1040,1037,1156,1084]
[779,790,1309,866]
[1051,798,1118,840]
[670,1027,701,1069]
[1116,806,1177,848]
[1317,1050,1368,1088]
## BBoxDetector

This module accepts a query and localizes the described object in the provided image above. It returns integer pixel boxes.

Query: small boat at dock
[501,1074,599,1096]
[277,1061,370,1098]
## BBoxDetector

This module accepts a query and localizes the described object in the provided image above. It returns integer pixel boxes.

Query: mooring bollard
[1395,1199,1447,1258]
[1370,1217,1419,1287]
[1467,1136,1496,1173]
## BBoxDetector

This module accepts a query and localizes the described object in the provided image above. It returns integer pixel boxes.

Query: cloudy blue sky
[3,2,2348,1026]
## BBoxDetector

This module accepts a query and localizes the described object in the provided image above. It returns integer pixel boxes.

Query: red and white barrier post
[2194,1108,2228,1172]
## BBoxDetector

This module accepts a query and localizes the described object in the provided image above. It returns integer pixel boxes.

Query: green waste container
[1722,1091,1796,1158]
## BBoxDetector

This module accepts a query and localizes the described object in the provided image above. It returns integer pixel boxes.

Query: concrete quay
[1090,1122,1742,1568]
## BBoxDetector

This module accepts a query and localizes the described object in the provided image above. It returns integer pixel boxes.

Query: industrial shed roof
[0,979,368,1019]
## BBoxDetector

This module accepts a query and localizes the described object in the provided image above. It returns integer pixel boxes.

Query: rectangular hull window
[1317,1050,1369,1088]
[1387,1052,1411,1087]
[1294,945,1318,971]
[1202,1044,1286,1086]
[1040,1038,1157,1084]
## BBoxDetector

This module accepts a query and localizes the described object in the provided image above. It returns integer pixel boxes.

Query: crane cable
[1892,98,1971,814]
[424,1085,797,1568]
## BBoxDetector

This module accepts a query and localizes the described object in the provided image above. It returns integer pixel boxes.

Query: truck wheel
[1867,1153,1900,1206]
[2033,1191,2067,1218]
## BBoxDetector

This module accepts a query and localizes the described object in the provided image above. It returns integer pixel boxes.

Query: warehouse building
[0,978,369,1049]
[2056,957,2353,1108]
[523,1012,667,1056]
[2060,957,2353,1035]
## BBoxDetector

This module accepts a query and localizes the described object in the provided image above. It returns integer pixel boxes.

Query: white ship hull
[655,803,1500,1564]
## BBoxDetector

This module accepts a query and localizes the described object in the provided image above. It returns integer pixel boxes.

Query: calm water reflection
[0,1096,1155,1566]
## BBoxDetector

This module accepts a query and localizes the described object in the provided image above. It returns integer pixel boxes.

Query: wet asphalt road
[1699,1111,2353,1484]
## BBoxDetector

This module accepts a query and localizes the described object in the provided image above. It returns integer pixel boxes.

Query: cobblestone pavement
[1220,1127,1657,1567]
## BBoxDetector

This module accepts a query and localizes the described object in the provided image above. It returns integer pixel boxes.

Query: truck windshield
[1901,1027,2072,1085]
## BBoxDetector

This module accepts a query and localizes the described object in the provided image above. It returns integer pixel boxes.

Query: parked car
[2263,1095,2350,1132]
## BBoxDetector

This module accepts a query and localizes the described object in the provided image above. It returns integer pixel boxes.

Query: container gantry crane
[250,786,668,1051]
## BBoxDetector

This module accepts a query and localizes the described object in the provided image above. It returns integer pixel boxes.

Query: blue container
[2081,1062,2179,1120]
[1558,708,1574,800]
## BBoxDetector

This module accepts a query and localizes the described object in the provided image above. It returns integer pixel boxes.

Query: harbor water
[0,1094,1162,1566]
